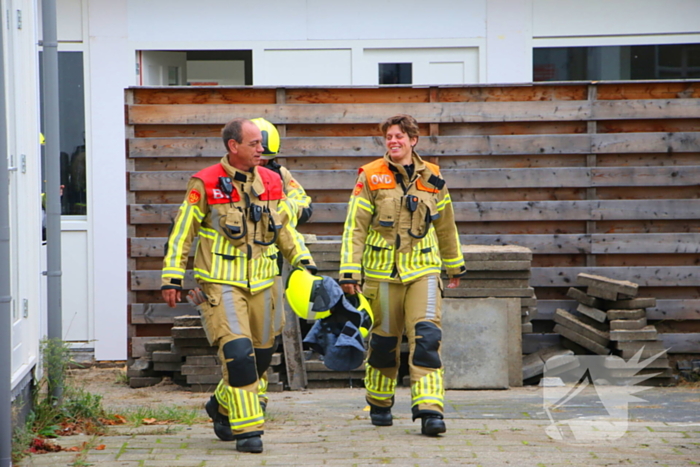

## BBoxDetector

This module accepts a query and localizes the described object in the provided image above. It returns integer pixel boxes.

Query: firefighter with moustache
[339,114,466,437]
[161,118,316,453]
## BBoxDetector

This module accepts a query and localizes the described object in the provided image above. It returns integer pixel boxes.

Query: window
[40,51,87,215]
[379,63,412,85]
[533,43,700,81]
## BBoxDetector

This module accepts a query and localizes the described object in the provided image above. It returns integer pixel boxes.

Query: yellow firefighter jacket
[162,156,315,294]
[340,152,466,284]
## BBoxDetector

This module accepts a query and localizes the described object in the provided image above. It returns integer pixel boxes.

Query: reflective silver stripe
[262,287,272,344]
[426,275,438,320]
[222,285,242,336]
[380,282,391,334]
[274,278,284,332]
[230,414,264,429]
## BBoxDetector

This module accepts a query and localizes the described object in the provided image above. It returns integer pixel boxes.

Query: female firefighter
[339,114,466,437]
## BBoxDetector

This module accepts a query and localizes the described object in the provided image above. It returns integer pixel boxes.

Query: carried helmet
[251,117,280,159]
[285,268,332,320]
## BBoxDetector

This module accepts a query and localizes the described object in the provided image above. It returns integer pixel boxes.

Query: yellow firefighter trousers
[363,274,445,419]
[198,281,280,437]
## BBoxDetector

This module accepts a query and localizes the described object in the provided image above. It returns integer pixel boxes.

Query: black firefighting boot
[370,405,393,427]
[420,414,446,436]
[205,395,234,441]
[236,435,263,453]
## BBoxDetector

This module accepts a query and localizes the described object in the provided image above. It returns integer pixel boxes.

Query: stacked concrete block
[128,314,284,391]
[553,273,672,385]
[446,245,535,335]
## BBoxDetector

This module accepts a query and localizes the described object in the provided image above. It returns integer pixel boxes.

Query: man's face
[227,121,263,171]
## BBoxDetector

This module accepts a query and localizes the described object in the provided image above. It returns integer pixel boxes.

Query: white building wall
[71,0,700,360]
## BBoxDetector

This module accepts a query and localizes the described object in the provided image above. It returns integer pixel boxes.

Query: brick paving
[17,386,700,466]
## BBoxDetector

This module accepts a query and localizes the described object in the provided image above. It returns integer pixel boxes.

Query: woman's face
[385,124,417,165]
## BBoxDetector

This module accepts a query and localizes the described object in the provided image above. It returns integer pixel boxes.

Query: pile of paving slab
[128,315,284,391]
[524,272,673,386]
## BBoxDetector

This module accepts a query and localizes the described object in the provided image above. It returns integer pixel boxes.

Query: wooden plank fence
[126,81,700,359]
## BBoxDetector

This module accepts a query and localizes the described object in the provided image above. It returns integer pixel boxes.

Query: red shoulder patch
[289,178,300,189]
[188,189,201,204]
[353,182,364,196]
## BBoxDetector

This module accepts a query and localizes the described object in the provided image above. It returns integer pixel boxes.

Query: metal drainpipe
[1,7,14,466]
[41,0,63,403]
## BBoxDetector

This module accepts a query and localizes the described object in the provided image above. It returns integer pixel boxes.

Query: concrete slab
[610,326,658,342]
[608,308,646,320]
[566,287,604,308]
[554,309,610,346]
[442,298,520,389]
[610,317,647,330]
[603,297,657,309]
[577,272,639,297]
[586,284,619,301]
[461,244,533,261]
[554,324,610,355]
[576,303,607,323]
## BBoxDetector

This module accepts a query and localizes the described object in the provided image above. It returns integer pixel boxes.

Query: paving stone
[185,355,218,366]
[520,297,537,307]
[174,345,217,356]
[576,303,607,323]
[461,244,533,261]
[610,317,647,330]
[152,350,184,363]
[173,315,202,327]
[129,357,151,372]
[610,325,658,342]
[554,308,610,346]
[186,374,222,384]
[143,340,172,353]
[566,287,604,308]
[153,362,182,372]
[554,324,610,355]
[521,322,533,333]
[181,364,221,376]
[586,284,620,301]
[171,326,207,339]
[463,260,531,271]
[128,376,163,388]
[607,308,646,320]
[577,272,639,297]
[615,340,667,358]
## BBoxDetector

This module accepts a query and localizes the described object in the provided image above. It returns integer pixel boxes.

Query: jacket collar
[382,151,427,180]
[220,156,266,195]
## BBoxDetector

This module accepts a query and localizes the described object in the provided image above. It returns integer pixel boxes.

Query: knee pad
[254,346,275,378]
[413,321,442,369]
[222,338,258,387]
[367,334,398,369]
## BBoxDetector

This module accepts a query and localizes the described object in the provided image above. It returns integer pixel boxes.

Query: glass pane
[535,43,700,81]
[40,51,87,216]
[379,63,412,85]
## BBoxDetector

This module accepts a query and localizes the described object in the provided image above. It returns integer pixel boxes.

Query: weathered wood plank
[126,99,700,125]
[130,199,700,224]
[660,333,700,353]
[129,166,700,192]
[536,299,700,320]
[128,101,594,125]
[531,266,700,287]
[131,266,700,291]
[592,233,700,254]
[128,132,700,158]
[461,234,590,254]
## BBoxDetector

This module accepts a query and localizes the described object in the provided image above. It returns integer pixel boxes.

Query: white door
[141,51,188,85]
[5,0,42,384]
